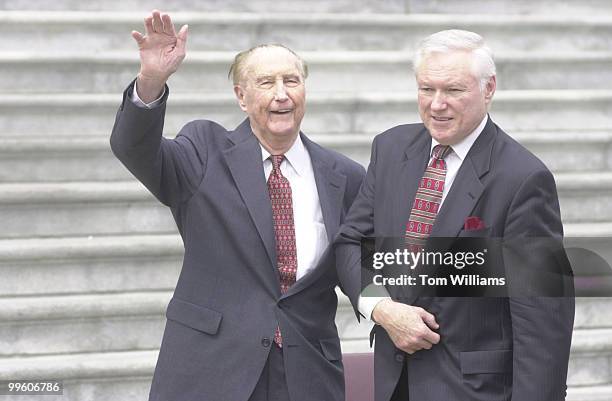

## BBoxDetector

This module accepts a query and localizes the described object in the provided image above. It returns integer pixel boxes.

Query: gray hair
[228,44,309,85]
[413,29,496,90]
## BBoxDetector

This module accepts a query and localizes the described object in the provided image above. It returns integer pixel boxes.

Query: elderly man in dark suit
[336,29,574,401]
[110,10,365,401]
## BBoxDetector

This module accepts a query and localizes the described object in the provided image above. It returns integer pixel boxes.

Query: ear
[233,85,248,112]
[484,75,496,104]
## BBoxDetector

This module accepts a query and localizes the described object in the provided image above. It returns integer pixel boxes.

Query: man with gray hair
[110,9,365,401]
[336,29,574,400]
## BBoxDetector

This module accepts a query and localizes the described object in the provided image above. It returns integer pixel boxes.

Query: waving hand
[132,10,188,102]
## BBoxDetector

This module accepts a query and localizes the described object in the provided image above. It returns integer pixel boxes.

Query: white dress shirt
[261,139,329,280]
[130,82,166,108]
[130,82,328,281]
[358,115,489,320]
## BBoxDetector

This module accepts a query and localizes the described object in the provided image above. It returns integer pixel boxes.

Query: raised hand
[372,299,440,354]
[132,10,188,102]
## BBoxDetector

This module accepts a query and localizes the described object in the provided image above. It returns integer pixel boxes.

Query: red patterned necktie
[267,154,298,347]
[405,145,452,250]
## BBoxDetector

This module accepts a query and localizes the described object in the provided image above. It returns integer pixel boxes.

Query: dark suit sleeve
[110,81,207,208]
[503,168,575,401]
[334,136,378,317]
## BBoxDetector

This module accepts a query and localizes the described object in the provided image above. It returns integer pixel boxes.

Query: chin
[269,126,298,137]
[429,127,458,144]
[429,132,448,144]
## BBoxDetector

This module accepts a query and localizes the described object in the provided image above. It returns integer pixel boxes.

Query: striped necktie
[267,154,297,347]
[405,145,452,249]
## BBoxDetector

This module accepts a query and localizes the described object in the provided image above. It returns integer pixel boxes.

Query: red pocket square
[464,216,486,231]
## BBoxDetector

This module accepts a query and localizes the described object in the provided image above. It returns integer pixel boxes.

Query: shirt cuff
[130,80,166,109]
[358,284,391,322]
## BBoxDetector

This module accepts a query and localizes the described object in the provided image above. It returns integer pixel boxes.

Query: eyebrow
[418,80,467,88]
[255,74,301,82]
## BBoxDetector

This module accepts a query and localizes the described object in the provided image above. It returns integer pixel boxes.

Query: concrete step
[0,135,372,182]
[2,226,612,305]
[6,131,608,183]
[567,384,612,401]
[557,172,612,223]
[512,131,612,174]
[407,0,612,16]
[0,350,609,401]
[4,51,612,93]
[0,293,608,398]
[0,351,608,401]
[0,287,608,358]
[0,290,358,356]
[0,350,156,401]
[0,0,408,13]
[0,234,182,296]
[568,328,612,387]
[7,131,612,181]
[1,12,611,53]
[1,0,609,15]
[0,182,175,239]
[565,222,612,237]
[0,137,133,183]
[0,288,360,356]
[1,90,610,138]
[5,130,612,183]
[573,298,612,330]
[0,291,170,356]
[0,169,610,238]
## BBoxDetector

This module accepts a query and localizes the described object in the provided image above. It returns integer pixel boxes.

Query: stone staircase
[0,1,611,400]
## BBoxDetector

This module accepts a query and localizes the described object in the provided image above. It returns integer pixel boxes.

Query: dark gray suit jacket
[336,116,575,401]
[110,82,365,401]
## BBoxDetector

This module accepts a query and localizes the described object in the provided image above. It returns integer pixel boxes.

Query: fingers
[144,16,154,36]
[131,30,145,45]
[388,306,441,354]
[393,332,432,354]
[161,13,176,36]
[151,9,163,33]
[176,24,189,52]
[418,308,440,330]
[177,24,189,42]
[143,10,183,40]
[420,326,441,345]
[415,308,440,344]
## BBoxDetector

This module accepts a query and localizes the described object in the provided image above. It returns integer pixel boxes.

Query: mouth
[270,109,293,115]
[432,116,453,122]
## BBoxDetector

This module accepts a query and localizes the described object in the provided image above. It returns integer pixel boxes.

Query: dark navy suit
[111,82,365,401]
[336,117,574,401]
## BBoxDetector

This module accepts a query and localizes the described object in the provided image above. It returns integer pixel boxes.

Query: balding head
[228,44,309,86]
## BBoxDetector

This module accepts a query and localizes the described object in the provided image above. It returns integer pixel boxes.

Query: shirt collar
[430,114,488,161]
[260,135,309,177]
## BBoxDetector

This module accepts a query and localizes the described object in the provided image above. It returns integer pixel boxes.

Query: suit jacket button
[395,353,404,363]
[261,338,271,348]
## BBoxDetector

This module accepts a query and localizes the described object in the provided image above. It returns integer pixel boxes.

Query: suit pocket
[460,349,512,374]
[166,297,223,335]
[319,337,343,361]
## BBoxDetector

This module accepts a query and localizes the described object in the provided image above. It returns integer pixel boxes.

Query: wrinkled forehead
[416,50,478,82]
[243,47,303,80]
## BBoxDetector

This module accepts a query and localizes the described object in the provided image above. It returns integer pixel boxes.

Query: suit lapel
[303,134,346,242]
[384,129,431,302]
[393,129,431,236]
[223,119,278,276]
[283,134,347,297]
[430,117,496,238]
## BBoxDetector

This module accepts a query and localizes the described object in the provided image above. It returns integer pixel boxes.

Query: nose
[274,80,288,101]
[431,91,447,111]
